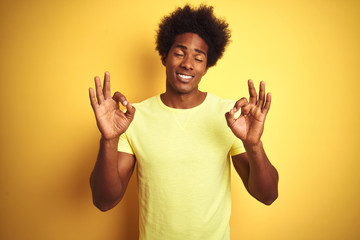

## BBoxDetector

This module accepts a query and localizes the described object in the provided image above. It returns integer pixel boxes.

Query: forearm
[90,137,124,211]
[244,141,278,205]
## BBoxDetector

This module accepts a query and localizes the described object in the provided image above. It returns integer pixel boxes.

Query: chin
[174,85,197,94]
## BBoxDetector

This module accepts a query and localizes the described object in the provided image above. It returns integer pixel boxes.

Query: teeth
[178,73,193,79]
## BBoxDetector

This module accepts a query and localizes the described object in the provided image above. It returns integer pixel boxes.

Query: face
[162,32,208,95]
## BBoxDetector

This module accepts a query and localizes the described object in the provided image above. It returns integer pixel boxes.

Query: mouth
[176,73,194,82]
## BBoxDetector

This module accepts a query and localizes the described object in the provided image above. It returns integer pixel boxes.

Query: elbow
[90,179,123,212]
[249,184,278,206]
[262,196,277,206]
[260,192,278,206]
[91,189,121,212]
[93,199,116,212]
[257,175,279,206]
[91,192,123,212]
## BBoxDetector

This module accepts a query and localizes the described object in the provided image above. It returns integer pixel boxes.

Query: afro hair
[156,4,231,68]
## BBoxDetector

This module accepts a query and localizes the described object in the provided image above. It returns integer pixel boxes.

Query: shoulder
[206,92,235,110]
[130,95,163,123]
[133,95,158,108]
[132,95,160,113]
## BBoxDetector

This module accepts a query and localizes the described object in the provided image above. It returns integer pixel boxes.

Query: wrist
[243,140,263,153]
[100,136,120,147]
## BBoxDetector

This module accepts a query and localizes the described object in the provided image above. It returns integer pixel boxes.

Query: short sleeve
[230,137,245,156]
[117,132,134,155]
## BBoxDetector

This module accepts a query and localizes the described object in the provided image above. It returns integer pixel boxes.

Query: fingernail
[123,100,128,106]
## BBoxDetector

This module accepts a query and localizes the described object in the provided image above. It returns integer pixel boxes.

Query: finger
[257,81,265,108]
[95,76,105,104]
[241,104,252,116]
[125,102,136,120]
[234,97,249,112]
[225,109,236,127]
[225,100,239,122]
[226,98,248,126]
[235,97,251,116]
[89,87,98,110]
[248,79,257,105]
[103,71,111,99]
[113,91,128,106]
[262,92,271,115]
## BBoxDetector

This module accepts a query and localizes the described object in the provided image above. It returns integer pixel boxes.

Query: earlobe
[203,67,208,76]
[161,56,167,66]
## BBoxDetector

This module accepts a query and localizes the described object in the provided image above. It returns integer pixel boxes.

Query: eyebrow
[174,45,207,57]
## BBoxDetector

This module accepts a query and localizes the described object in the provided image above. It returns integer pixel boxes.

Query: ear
[203,67,208,76]
[161,55,166,66]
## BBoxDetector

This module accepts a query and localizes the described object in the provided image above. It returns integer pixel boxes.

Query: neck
[160,90,207,109]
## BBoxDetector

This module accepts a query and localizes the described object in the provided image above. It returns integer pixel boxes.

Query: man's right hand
[89,72,135,140]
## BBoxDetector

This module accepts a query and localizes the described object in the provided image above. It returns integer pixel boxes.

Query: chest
[128,108,235,168]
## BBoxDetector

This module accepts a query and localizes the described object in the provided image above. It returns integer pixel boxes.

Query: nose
[180,55,193,70]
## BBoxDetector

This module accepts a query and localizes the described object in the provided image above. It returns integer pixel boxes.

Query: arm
[90,139,136,211]
[232,145,278,205]
[226,80,278,205]
[89,72,136,211]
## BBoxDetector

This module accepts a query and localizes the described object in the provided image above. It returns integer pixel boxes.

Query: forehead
[171,33,208,54]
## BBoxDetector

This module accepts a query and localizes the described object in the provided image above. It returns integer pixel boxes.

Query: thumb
[225,108,236,127]
[124,102,136,119]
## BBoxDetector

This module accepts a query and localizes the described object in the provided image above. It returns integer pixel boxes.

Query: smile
[177,73,194,79]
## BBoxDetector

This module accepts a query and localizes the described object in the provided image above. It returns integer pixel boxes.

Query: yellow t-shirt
[118,93,245,240]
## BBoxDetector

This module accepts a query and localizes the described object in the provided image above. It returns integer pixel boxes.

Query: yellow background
[1,0,359,239]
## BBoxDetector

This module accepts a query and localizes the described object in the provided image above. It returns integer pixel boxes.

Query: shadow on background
[117,169,139,239]
[68,132,139,239]
[125,40,165,102]
[70,42,163,239]
[112,41,163,239]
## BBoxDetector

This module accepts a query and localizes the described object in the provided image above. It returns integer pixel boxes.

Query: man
[89,4,278,240]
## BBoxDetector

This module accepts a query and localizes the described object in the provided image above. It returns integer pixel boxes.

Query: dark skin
[226,80,279,205]
[89,72,136,211]
[160,33,209,108]
[89,32,278,211]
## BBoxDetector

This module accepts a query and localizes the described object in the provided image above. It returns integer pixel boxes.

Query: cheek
[197,66,207,77]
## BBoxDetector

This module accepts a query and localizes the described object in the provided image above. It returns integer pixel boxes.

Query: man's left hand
[225,80,271,145]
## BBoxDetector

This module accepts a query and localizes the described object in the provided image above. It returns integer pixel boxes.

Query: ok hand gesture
[89,72,135,140]
[225,80,271,145]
